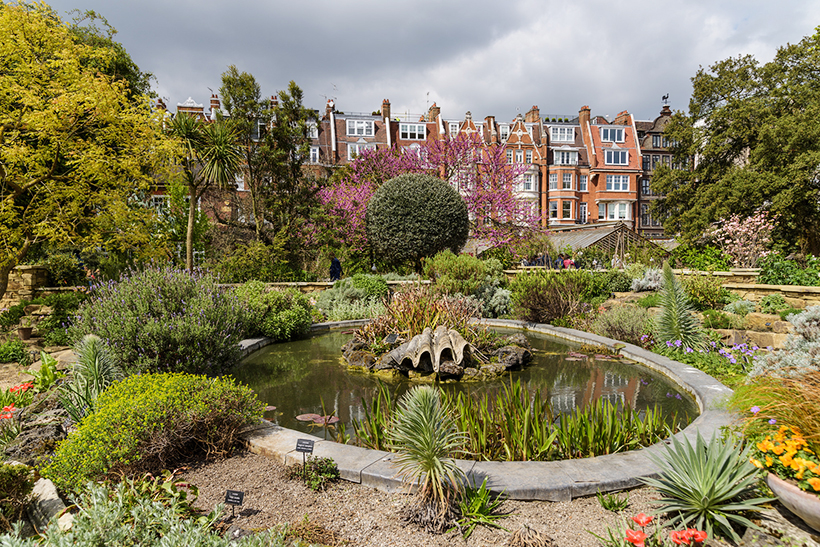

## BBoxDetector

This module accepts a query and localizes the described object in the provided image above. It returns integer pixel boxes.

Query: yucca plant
[656,261,705,350]
[59,334,124,422]
[641,432,771,542]
[389,385,466,533]
[450,477,509,539]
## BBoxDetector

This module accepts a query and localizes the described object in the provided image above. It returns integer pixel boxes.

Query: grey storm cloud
[43,0,820,123]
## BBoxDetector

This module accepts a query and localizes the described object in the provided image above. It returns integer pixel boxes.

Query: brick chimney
[209,94,221,119]
[485,116,497,143]
[613,110,631,126]
[427,102,440,122]
[325,99,335,119]
[660,104,672,117]
[156,98,166,111]
[270,95,278,110]
[381,99,391,119]
[579,105,591,128]
[524,105,540,123]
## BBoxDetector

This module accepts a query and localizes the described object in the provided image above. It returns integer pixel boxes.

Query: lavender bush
[69,267,249,375]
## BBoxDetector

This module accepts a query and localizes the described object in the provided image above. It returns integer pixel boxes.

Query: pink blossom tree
[708,211,774,268]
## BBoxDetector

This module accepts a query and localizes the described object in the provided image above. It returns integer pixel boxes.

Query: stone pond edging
[240,319,734,501]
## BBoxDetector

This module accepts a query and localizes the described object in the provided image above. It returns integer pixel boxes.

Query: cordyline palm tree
[389,385,467,533]
[168,113,241,271]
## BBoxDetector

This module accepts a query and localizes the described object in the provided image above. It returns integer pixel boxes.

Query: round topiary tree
[366,173,469,271]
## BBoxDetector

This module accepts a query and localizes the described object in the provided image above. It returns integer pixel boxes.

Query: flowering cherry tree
[708,211,774,268]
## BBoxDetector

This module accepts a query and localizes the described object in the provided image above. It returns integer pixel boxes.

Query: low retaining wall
[240,319,733,501]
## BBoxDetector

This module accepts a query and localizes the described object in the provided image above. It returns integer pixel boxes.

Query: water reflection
[233,330,696,436]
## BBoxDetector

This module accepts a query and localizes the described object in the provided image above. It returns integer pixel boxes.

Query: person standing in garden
[330,257,343,281]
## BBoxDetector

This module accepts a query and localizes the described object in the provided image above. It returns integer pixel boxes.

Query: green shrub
[36,292,87,347]
[604,269,632,293]
[350,273,389,299]
[0,481,286,546]
[510,270,593,324]
[0,340,28,366]
[232,281,312,341]
[69,267,247,375]
[758,253,820,286]
[42,373,263,493]
[0,304,25,330]
[750,305,820,378]
[701,309,736,330]
[779,307,803,321]
[212,239,291,283]
[366,173,469,271]
[39,253,84,287]
[759,293,788,314]
[681,274,729,310]
[423,250,487,296]
[591,305,650,345]
[0,463,35,531]
[671,243,732,271]
[286,456,340,491]
[636,292,661,308]
[723,299,756,317]
[474,281,511,318]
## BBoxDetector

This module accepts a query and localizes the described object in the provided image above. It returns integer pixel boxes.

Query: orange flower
[626,528,646,546]
[750,458,764,469]
[765,456,773,467]
[772,443,785,455]
[632,513,653,527]
[780,453,794,467]
[757,438,775,452]
[808,477,820,492]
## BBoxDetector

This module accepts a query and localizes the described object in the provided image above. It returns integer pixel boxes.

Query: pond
[233,329,697,438]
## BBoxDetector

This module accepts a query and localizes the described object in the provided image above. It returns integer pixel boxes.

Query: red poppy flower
[625,528,647,546]
[632,513,653,527]
[2,404,15,413]
[669,530,686,545]
[685,529,708,544]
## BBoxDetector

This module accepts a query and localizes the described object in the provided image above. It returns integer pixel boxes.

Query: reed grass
[351,379,679,462]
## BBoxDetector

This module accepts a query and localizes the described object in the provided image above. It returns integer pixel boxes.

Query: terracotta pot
[767,473,820,532]
[17,326,33,340]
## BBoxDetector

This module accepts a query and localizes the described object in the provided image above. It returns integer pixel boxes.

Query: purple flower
[675,394,682,400]
[684,347,693,353]
[750,406,760,414]
[674,340,682,347]
[769,419,777,425]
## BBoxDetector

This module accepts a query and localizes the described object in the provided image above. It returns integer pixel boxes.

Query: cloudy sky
[44,0,820,123]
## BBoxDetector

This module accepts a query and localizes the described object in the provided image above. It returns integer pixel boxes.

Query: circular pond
[234,329,697,436]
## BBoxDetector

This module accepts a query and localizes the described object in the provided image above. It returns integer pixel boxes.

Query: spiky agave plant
[656,261,705,350]
[59,334,124,422]
[389,385,466,533]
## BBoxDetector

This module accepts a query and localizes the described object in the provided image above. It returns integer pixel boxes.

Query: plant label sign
[295,439,315,454]
[224,490,244,506]
[384,333,398,344]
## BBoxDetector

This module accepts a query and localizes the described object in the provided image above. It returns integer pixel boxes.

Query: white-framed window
[605,149,628,165]
[603,202,630,220]
[598,204,605,219]
[606,174,629,191]
[307,121,319,139]
[562,173,572,189]
[549,201,558,219]
[400,123,425,140]
[562,201,572,219]
[507,150,513,164]
[523,173,534,191]
[549,173,558,190]
[149,194,170,212]
[515,150,523,163]
[579,202,588,223]
[525,150,533,164]
[499,124,510,141]
[601,127,624,142]
[346,119,374,137]
[579,174,588,192]
[309,146,320,163]
[554,150,578,165]
[449,122,459,137]
[550,126,574,142]
[347,142,376,160]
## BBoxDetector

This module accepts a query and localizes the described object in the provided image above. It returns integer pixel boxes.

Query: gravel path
[182,450,665,547]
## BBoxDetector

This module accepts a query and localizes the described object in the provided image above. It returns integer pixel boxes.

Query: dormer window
[499,124,510,142]
[307,121,319,139]
[550,126,574,142]
[400,123,426,140]
[554,150,578,165]
[346,120,374,137]
[601,127,625,142]
[605,149,628,165]
[449,122,459,137]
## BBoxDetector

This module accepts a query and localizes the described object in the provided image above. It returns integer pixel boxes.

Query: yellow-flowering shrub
[42,373,263,493]
[752,425,820,495]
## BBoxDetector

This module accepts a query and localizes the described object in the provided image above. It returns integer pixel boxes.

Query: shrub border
[241,319,733,501]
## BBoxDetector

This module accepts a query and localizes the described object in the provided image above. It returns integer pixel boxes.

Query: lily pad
[295,413,322,422]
